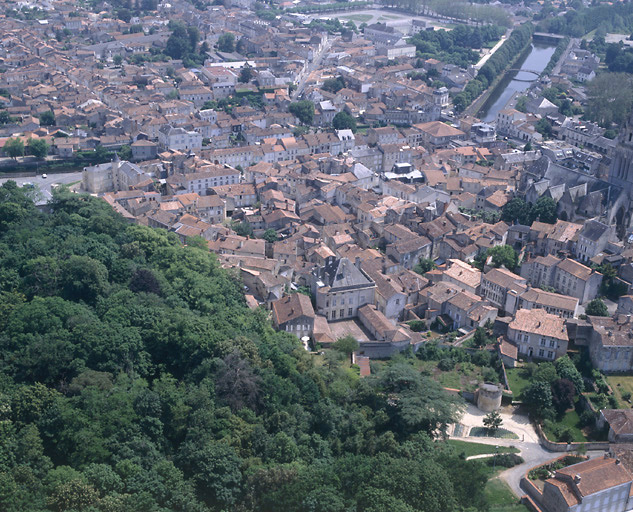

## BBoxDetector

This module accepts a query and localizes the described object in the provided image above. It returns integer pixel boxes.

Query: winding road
[449,404,608,497]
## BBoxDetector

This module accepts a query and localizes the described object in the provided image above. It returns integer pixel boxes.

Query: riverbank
[463,41,534,119]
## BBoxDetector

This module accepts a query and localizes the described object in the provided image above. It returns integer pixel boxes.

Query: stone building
[311,257,376,321]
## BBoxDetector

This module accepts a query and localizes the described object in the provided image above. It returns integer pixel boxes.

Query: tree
[487,245,518,271]
[239,65,253,83]
[27,138,49,159]
[535,118,553,139]
[322,76,345,93]
[551,378,576,415]
[289,101,314,125]
[333,335,359,355]
[217,33,235,53]
[118,144,132,161]
[113,54,123,67]
[529,196,558,224]
[4,137,24,159]
[501,198,530,225]
[522,381,554,420]
[39,111,56,126]
[585,298,609,317]
[413,258,437,275]
[554,355,584,394]
[585,73,633,127]
[483,410,503,435]
[215,350,261,412]
[473,326,489,348]
[262,228,278,243]
[332,111,357,132]
[0,110,14,124]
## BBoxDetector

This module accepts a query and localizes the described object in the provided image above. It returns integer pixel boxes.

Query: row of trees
[453,23,534,113]
[3,137,49,159]
[377,0,510,27]
[0,182,501,511]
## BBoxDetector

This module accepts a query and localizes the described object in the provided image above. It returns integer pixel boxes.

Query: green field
[607,375,633,407]
[485,478,529,512]
[505,368,530,398]
[339,13,372,22]
[445,440,519,458]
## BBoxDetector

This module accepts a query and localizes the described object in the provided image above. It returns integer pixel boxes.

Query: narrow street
[292,36,335,100]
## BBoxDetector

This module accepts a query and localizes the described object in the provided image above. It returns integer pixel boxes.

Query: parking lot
[0,171,84,202]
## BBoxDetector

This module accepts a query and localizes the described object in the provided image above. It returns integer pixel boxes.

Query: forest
[0,182,505,511]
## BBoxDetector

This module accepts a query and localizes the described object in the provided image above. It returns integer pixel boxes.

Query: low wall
[520,476,544,509]
[534,423,610,452]
[521,495,544,512]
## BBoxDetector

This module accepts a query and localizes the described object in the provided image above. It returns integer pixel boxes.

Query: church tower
[609,110,633,192]
[607,110,633,237]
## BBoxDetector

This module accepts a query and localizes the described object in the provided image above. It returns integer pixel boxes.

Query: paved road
[292,36,335,100]
[551,37,578,77]
[449,404,608,497]
[0,171,83,202]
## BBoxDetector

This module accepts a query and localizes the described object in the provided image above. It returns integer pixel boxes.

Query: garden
[509,356,610,443]
[415,342,505,392]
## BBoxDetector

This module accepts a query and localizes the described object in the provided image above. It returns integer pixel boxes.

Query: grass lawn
[485,478,529,512]
[339,13,373,22]
[445,440,519,458]
[415,360,490,392]
[607,375,633,408]
[542,407,587,443]
[470,427,519,440]
[505,368,530,399]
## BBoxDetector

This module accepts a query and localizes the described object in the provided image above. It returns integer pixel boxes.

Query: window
[340,309,344,318]
[332,310,336,319]
[332,299,337,307]
[548,351,554,359]
[539,349,545,357]
[550,340,556,348]
[348,308,353,316]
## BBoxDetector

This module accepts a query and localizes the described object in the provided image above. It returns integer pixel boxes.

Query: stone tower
[607,111,633,236]
[609,110,633,191]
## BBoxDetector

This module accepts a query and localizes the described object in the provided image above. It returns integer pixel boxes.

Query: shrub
[438,358,456,371]
[408,320,427,332]
[579,410,596,428]
[488,453,524,468]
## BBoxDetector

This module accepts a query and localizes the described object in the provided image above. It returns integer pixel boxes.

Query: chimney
[574,475,581,484]
[616,459,622,465]
[355,256,361,269]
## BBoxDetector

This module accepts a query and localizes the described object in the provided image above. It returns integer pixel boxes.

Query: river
[478,42,557,123]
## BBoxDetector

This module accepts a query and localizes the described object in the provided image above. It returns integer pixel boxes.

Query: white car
[42,173,47,179]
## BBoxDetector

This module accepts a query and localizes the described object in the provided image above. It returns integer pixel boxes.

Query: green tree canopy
[4,137,24,159]
[27,138,49,159]
[333,111,357,132]
[585,298,609,317]
[217,32,235,53]
[487,245,518,271]
[39,111,56,126]
[289,101,315,125]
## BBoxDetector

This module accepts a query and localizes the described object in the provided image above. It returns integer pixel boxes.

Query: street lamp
[493,445,500,470]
